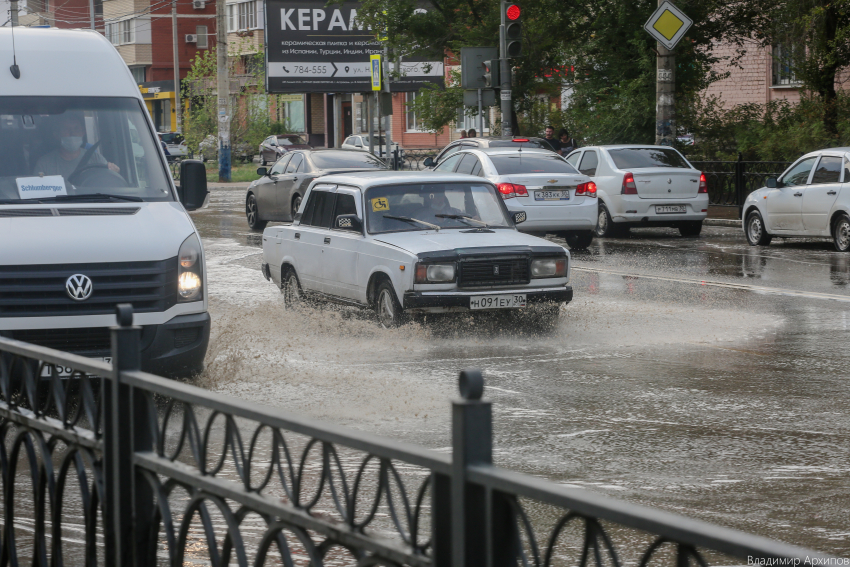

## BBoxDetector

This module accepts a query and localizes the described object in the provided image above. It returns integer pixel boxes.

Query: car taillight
[512,138,530,142]
[576,181,597,197]
[622,172,637,195]
[497,183,528,199]
[698,172,708,193]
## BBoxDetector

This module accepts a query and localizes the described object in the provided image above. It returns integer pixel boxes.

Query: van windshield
[0,97,173,204]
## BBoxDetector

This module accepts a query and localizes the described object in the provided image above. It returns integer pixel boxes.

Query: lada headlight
[178,233,204,301]
[415,263,456,283]
[531,257,567,278]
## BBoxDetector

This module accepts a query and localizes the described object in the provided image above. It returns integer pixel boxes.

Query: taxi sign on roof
[644,1,692,50]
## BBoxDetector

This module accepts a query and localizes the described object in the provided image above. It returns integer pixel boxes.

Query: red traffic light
[506,4,521,20]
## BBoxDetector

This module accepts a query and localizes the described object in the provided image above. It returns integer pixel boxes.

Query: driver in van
[34,114,120,180]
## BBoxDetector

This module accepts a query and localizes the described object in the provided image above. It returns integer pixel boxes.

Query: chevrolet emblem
[548,179,557,184]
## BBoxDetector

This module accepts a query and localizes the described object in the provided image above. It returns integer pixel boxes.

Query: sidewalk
[705,205,740,227]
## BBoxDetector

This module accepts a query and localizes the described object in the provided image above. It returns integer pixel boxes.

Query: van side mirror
[257,167,268,176]
[177,159,208,211]
[336,214,363,232]
[423,157,434,167]
[513,211,527,224]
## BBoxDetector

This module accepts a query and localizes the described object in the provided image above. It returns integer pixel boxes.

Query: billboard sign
[264,0,444,93]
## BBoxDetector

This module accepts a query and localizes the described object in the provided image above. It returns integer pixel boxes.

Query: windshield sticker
[371,197,390,212]
[16,176,67,200]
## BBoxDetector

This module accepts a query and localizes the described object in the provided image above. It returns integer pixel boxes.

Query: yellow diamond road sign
[644,1,692,50]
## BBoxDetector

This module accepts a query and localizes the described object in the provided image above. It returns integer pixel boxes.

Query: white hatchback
[742,148,850,251]
[565,145,708,237]
[432,148,598,249]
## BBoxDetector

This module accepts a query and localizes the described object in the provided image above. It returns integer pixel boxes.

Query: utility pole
[655,0,675,146]
[382,44,392,167]
[498,7,512,137]
[215,0,231,181]
[88,0,95,28]
[10,0,18,26]
[172,0,182,134]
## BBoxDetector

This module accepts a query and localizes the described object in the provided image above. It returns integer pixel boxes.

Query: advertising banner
[264,0,444,93]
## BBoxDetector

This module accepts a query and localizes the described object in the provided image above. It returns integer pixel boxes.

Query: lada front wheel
[745,211,772,246]
[833,214,850,252]
[375,281,406,328]
[281,269,303,309]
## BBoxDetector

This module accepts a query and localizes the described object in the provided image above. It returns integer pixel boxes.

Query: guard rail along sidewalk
[0,304,834,566]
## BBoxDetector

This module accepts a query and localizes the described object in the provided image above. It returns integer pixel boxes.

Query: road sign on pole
[371,54,382,91]
[644,0,692,50]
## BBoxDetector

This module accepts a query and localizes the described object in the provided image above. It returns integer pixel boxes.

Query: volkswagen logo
[65,274,93,301]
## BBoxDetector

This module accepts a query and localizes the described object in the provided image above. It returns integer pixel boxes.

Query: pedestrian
[542,125,560,153]
[460,130,468,139]
[467,128,477,138]
[558,129,579,155]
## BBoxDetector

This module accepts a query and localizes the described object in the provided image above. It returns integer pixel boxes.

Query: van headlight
[178,233,203,301]
[531,257,567,278]
[414,263,456,283]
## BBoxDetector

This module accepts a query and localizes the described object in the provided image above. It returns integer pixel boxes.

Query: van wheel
[833,214,850,251]
[246,194,267,231]
[745,211,771,246]
[678,221,703,237]
[281,268,303,308]
[375,280,406,328]
[563,230,594,249]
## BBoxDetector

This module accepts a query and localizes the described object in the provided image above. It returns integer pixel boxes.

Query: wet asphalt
[189,186,850,556]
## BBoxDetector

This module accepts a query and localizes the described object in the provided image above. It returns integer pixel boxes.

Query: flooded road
[190,186,850,556]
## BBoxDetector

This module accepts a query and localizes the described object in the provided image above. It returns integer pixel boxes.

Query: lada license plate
[469,294,527,310]
[40,357,111,378]
[535,189,569,201]
[655,205,686,214]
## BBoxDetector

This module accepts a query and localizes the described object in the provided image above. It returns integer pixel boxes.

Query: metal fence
[691,156,791,209]
[0,304,831,566]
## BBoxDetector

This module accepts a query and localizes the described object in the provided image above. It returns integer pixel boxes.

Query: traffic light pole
[499,24,512,137]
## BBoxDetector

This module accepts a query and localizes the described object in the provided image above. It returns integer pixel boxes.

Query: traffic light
[504,2,522,57]
[483,59,500,88]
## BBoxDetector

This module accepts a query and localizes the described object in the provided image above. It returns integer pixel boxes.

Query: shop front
[139,80,176,132]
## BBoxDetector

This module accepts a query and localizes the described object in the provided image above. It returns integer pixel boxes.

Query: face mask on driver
[60,136,83,152]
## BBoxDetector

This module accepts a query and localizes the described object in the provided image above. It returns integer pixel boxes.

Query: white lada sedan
[260,172,573,326]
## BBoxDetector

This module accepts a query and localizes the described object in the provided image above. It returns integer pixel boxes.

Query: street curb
[705,218,740,228]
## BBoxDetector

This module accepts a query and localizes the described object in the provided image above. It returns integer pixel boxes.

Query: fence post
[735,152,745,213]
[451,369,491,567]
[104,304,150,567]
[392,148,399,171]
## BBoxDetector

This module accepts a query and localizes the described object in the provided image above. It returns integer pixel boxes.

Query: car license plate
[535,190,570,201]
[655,205,686,214]
[40,357,111,378]
[469,294,527,310]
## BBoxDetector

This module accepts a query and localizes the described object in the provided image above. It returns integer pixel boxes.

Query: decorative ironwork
[691,157,791,208]
[0,306,834,566]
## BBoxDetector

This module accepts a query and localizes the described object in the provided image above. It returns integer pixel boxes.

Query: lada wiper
[383,214,441,231]
[435,213,490,228]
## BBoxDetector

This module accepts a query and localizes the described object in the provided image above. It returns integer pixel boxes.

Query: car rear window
[488,139,548,149]
[608,148,690,169]
[277,136,306,146]
[311,151,386,169]
[489,155,579,174]
[160,133,184,144]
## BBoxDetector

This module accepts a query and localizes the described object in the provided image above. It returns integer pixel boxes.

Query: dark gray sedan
[246,149,388,230]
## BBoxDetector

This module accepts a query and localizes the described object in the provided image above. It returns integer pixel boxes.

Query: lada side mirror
[177,159,208,211]
[766,177,781,188]
[336,214,363,232]
[423,157,434,167]
[513,211,527,224]
[257,167,268,176]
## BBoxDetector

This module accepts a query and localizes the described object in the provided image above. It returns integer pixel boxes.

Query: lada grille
[458,256,530,288]
[0,258,178,317]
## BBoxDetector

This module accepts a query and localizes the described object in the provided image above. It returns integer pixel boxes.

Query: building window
[129,65,146,83]
[105,19,134,45]
[227,1,257,31]
[227,4,236,32]
[406,92,421,132]
[277,95,305,132]
[456,108,489,133]
[196,25,208,49]
[772,43,800,86]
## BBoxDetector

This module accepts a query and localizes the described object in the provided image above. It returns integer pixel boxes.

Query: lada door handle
[828,190,837,195]
[294,233,300,239]
[324,237,331,244]
[794,192,802,197]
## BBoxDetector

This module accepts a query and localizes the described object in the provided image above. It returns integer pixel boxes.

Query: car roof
[465,148,556,155]
[313,171,492,189]
[800,147,850,156]
[582,145,684,150]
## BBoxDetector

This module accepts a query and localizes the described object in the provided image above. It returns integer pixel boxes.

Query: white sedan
[341,135,404,159]
[432,148,598,249]
[565,145,708,237]
[261,171,573,327]
[742,148,850,251]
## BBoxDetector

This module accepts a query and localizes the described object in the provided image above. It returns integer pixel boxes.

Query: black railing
[691,156,791,209]
[0,305,833,566]
[385,149,438,171]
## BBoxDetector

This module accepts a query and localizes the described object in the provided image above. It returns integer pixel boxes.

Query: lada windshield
[0,96,173,204]
[365,182,513,233]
